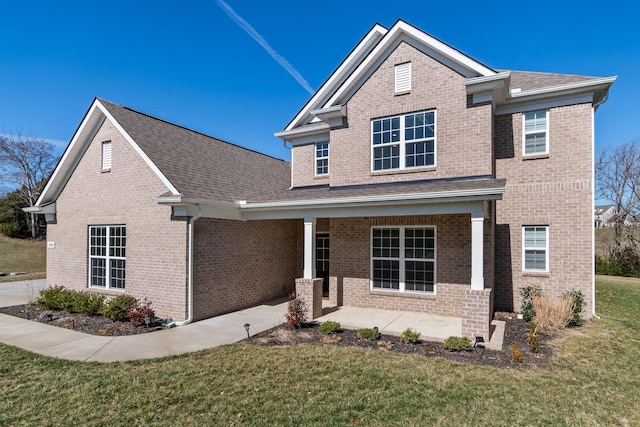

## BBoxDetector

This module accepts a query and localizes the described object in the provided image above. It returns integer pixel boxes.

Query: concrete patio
[0,280,503,362]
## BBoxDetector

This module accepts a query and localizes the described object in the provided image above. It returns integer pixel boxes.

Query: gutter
[173,204,202,326]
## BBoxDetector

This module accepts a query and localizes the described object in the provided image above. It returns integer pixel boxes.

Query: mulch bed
[0,304,151,336]
[245,311,556,368]
[1,304,558,367]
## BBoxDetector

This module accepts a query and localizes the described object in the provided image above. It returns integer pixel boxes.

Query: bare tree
[0,132,57,238]
[596,139,640,254]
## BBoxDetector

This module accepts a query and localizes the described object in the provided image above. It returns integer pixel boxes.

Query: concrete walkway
[0,280,503,362]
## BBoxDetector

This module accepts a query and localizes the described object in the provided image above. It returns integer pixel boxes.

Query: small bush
[562,289,586,326]
[102,294,138,322]
[511,342,524,363]
[36,285,74,311]
[357,327,380,341]
[443,336,471,352]
[400,328,421,344]
[71,292,105,315]
[532,295,573,333]
[526,322,540,353]
[285,292,307,329]
[520,286,542,322]
[127,298,155,326]
[318,321,342,334]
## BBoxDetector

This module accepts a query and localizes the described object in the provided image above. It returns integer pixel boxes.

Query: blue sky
[1,0,637,175]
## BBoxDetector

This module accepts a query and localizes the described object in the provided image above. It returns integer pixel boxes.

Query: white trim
[496,93,593,116]
[522,109,549,156]
[314,141,329,176]
[95,100,179,195]
[303,218,316,279]
[284,24,388,131]
[88,225,126,291]
[394,62,411,93]
[509,77,617,100]
[522,225,549,272]
[102,140,112,170]
[470,212,484,290]
[591,105,596,315]
[370,225,437,294]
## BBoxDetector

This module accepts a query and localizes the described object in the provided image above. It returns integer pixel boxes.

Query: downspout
[174,204,202,326]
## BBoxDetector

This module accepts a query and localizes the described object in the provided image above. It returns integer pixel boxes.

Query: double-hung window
[315,142,329,176]
[523,110,548,155]
[523,226,548,272]
[371,227,436,293]
[372,110,436,171]
[89,225,126,289]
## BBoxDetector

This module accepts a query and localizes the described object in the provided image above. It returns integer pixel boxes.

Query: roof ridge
[97,97,289,164]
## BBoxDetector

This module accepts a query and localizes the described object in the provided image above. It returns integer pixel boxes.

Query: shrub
[511,342,524,363]
[357,327,380,341]
[615,247,640,277]
[400,328,421,344]
[520,286,542,321]
[318,321,341,334]
[71,292,105,315]
[127,298,155,327]
[526,322,540,353]
[443,336,471,352]
[285,292,307,329]
[102,294,138,322]
[532,295,573,333]
[36,285,74,311]
[562,289,586,326]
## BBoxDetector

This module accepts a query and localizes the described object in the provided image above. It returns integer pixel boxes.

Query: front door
[316,233,330,297]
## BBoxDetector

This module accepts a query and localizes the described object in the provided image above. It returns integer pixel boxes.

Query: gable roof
[281,19,496,133]
[37,98,291,207]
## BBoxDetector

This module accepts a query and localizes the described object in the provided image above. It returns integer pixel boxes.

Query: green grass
[0,236,46,283]
[1,277,639,426]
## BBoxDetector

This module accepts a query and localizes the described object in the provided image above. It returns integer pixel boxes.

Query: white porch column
[470,210,484,290]
[303,217,316,279]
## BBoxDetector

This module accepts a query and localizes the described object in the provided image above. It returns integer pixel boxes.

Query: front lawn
[0,236,45,283]
[1,276,638,426]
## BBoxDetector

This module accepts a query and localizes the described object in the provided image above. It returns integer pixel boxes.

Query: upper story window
[394,62,411,94]
[102,141,112,170]
[523,225,548,272]
[371,110,436,171]
[523,110,548,155]
[315,142,329,176]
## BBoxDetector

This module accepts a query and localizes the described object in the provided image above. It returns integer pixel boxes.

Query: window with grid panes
[89,225,126,289]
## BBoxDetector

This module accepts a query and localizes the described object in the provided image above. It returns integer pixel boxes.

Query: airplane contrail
[216,0,315,95]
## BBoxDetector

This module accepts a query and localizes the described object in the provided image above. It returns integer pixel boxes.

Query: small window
[315,142,329,176]
[523,110,548,155]
[102,141,112,170]
[523,226,548,272]
[395,62,411,93]
[89,225,126,289]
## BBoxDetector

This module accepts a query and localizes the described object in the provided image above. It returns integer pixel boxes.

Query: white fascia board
[509,77,617,100]
[464,72,510,95]
[284,24,388,132]
[155,196,242,220]
[324,21,496,108]
[274,122,330,145]
[95,100,180,196]
[36,102,105,206]
[241,200,487,221]
[310,104,347,127]
[496,93,594,116]
[242,187,505,211]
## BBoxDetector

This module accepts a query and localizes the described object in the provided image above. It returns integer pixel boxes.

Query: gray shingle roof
[251,176,506,203]
[99,99,291,203]
[504,70,603,92]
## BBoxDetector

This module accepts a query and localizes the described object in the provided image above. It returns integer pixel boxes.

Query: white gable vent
[102,141,112,170]
[395,62,411,93]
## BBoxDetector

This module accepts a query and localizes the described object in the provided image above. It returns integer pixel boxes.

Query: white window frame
[89,225,126,290]
[394,62,411,93]
[522,110,549,156]
[315,142,329,176]
[102,140,112,170]
[370,226,437,294]
[522,226,549,272]
[371,110,437,172]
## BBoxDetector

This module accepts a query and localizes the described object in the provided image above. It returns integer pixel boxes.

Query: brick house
[30,20,614,338]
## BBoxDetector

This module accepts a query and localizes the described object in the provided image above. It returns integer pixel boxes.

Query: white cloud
[216,0,315,95]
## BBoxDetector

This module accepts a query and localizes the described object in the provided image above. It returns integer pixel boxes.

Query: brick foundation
[295,278,323,319]
[461,288,492,340]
